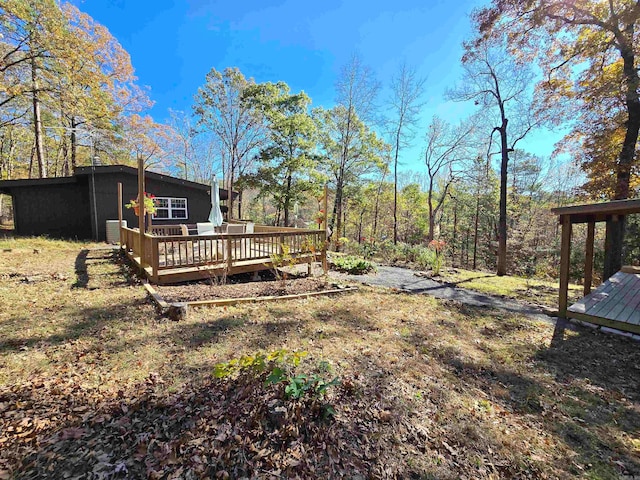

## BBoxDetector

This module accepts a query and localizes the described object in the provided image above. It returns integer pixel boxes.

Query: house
[0,165,234,241]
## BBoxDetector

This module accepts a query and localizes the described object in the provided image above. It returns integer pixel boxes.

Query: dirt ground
[156,270,337,302]
[1,242,639,479]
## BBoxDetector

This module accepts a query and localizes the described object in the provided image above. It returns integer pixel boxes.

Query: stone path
[332,265,553,322]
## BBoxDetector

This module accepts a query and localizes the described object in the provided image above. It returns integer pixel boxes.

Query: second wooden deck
[568,270,640,334]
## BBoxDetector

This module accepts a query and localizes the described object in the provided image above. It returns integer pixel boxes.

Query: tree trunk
[332,175,344,251]
[331,106,352,252]
[342,202,347,238]
[615,43,640,200]
[464,226,470,268]
[31,56,46,178]
[28,146,35,179]
[473,193,480,270]
[61,136,70,176]
[497,122,509,276]
[227,163,235,220]
[604,217,625,280]
[70,117,77,173]
[283,173,292,227]
[427,179,435,242]
[393,133,400,245]
[452,201,458,267]
[357,209,364,243]
[603,42,640,278]
[372,169,386,242]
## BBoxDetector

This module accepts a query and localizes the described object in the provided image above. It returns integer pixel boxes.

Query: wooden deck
[567,271,640,334]
[121,224,327,284]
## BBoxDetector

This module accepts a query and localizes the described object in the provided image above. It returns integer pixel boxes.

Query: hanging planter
[125,192,157,217]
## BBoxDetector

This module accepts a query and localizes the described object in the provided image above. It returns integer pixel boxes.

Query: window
[153,197,188,220]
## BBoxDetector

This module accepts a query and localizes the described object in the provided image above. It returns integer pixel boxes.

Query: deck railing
[121,225,326,282]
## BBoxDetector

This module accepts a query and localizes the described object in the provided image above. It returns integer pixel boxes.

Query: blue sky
[72,0,562,172]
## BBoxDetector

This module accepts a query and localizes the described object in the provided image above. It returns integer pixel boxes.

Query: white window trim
[152,197,188,220]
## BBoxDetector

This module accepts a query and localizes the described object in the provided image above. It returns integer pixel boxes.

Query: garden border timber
[551,198,640,335]
[142,280,358,310]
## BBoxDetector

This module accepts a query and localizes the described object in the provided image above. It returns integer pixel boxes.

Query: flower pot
[133,205,140,217]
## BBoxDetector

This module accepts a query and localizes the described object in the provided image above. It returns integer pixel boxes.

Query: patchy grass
[0,239,639,478]
[439,267,584,308]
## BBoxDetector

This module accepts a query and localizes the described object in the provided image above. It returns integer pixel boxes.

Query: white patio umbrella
[208,174,224,227]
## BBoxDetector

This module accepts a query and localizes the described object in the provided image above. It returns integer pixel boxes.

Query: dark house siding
[11,181,92,239]
[86,171,213,240]
[0,165,232,241]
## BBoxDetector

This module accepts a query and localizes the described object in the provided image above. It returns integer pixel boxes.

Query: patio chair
[196,222,216,236]
[226,224,245,234]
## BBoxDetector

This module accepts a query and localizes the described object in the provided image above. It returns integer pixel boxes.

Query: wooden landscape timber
[142,277,357,312]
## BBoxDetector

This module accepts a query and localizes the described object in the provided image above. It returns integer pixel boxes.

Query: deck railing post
[151,237,159,282]
[227,236,233,272]
[584,221,595,296]
[321,231,328,274]
[559,215,572,318]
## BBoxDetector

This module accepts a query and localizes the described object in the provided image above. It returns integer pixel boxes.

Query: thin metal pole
[90,136,99,240]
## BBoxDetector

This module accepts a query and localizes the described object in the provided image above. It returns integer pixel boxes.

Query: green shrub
[332,255,375,274]
[214,349,339,417]
[347,239,377,259]
[417,248,437,270]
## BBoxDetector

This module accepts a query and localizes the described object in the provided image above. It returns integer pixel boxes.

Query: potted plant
[125,192,157,216]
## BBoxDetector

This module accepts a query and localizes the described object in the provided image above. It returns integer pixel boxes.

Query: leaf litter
[1,241,640,478]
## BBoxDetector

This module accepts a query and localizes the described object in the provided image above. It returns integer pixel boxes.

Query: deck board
[568,271,640,333]
[569,273,618,314]
[587,271,635,317]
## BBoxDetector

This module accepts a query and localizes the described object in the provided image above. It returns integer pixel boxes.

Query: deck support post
[137,157,146,269]
[322,184,329,275]
[559,215,572,318]
[584,221,595,296]
[117,182,123,247]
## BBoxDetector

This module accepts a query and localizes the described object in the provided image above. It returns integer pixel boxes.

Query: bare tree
[387,62,426,244]
[423,116,474,241]
[449,38,536,275]
[328,54,381,247]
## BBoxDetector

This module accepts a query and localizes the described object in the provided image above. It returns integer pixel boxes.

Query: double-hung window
[153,197,188,220]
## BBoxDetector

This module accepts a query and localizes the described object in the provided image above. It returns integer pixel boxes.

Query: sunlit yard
[439,267,584,309]
[1,239,639,478]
